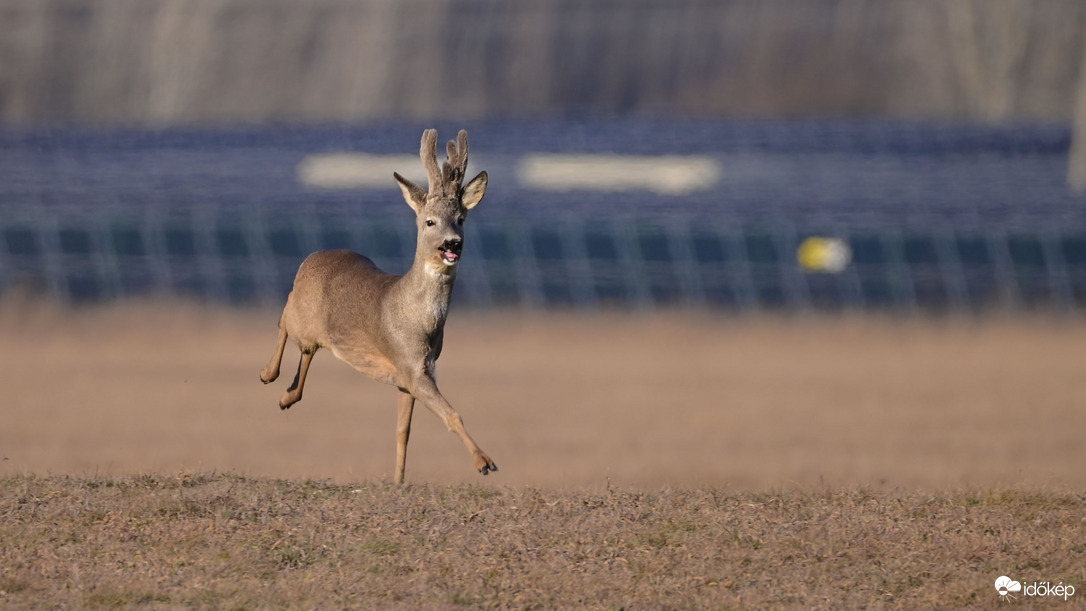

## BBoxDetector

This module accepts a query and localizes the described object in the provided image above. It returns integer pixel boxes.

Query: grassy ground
[2,302,1084,607]
[1,473,1083,609]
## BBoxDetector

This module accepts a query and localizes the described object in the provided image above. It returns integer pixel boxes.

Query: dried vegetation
[2,473,1083,609]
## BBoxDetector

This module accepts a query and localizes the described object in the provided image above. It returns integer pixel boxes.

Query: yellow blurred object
[797,237,851,273]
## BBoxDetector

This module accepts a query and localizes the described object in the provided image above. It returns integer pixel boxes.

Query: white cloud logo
[995,576,1022,600]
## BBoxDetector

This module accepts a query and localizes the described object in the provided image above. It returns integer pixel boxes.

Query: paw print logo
[995,576,1022,601]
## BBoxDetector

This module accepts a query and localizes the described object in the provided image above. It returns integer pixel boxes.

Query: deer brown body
[259,129,496,484]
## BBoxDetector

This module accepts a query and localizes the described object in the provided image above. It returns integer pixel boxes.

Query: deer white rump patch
[516,154,721,194]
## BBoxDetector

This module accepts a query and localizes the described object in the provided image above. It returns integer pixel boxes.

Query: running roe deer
[259,129,496,483]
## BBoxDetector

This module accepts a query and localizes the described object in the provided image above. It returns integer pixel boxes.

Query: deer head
[394,129,488,275]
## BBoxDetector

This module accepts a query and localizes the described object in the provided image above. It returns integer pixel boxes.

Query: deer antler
[420,129,472,197]
[420,129,441,194]
[438,130,469,194]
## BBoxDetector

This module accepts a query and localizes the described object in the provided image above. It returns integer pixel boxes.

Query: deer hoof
[279,390,303,410]
[477,457,498,476]
[260,370,278,384]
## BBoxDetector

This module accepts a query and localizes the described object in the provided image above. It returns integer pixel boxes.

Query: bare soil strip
[1,302,1084,490]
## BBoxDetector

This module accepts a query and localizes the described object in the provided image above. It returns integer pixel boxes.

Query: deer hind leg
[259,324,289,384]
[408,373,497,476]
[394,390,415,484]
[279,347,316,410]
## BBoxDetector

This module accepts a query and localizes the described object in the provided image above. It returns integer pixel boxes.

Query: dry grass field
[2,473,1083,609]
[1,300,1084,607]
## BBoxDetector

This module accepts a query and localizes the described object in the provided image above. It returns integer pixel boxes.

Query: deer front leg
[394,390,415,484]
[407,372,497,476]
[279,348,316,410]
[260,326,288,384]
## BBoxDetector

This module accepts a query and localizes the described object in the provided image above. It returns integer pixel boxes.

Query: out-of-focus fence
[2,119,1084,312]
[3,210,1084,312]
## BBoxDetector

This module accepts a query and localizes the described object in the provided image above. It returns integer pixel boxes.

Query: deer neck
[397,253,457,332]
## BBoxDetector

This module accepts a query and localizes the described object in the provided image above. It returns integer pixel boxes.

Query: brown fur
[260,129,494,483]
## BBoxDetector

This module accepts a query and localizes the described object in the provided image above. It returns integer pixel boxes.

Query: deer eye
[425,219,436,227]
[456,216,465,226]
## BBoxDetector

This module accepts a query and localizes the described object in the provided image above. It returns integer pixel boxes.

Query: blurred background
[2,0,1086,312]
[2,0,1086,489]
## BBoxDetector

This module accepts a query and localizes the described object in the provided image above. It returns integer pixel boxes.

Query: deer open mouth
[439,247,460,265]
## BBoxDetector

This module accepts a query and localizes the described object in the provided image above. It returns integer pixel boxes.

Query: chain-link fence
[3,207,1084,312]
[2,120,1083,312]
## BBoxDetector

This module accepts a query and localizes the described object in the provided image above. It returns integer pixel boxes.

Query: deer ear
[394,172,427,213]
[461,171,487,209]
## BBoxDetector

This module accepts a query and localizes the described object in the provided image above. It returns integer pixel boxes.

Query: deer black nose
[443,238,462,254]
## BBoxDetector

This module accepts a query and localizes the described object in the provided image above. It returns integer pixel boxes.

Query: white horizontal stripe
[297,154,424,189]
[516,154,720,194]
[298,153,721,193]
